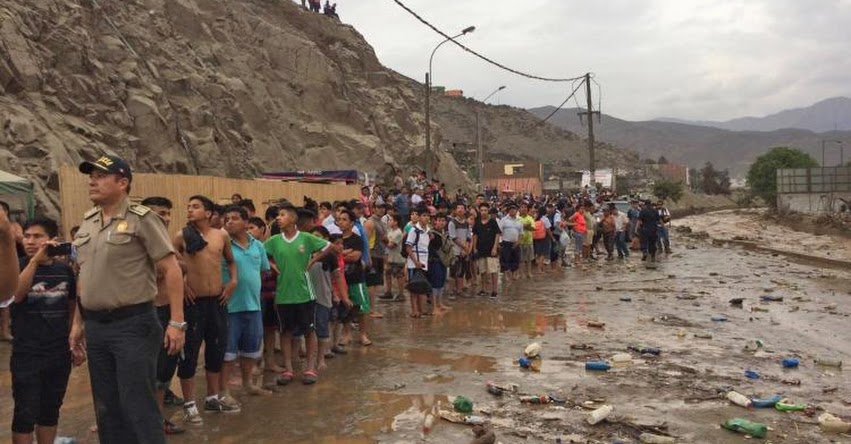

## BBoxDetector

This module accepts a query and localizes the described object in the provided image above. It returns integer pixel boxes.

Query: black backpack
[401,228,421,259]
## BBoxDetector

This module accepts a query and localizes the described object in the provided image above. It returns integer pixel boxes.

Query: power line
[390,0,585,83]
[536,79,586,126]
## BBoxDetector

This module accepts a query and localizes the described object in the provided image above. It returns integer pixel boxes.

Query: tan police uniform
[74,197,175,311]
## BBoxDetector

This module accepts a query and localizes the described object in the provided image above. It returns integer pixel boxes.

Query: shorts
[275,301,316,336]
[155,304,180,388]
[11,351,71,433]
[584,230,595,247]
[225,311,263,361]
[534,238,551,257]
[365,257,385,287]
[261,297,278,329]
[348,282,370,314]
[428,261,447,290]
[499,242,520,272]
[520,244,534,262]
[178,297,228,379]
[477,257,499,274]
[387,262,405,278]
[450,255,472,279]
[314,304,331,339]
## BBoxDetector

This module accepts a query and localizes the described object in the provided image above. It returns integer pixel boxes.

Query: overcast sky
[338,0,851,121]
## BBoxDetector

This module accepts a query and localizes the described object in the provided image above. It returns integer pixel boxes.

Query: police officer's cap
[79,155,133,182]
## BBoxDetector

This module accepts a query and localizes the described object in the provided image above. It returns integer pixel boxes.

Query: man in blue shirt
[221,206,271,401]
[394,187,411,226]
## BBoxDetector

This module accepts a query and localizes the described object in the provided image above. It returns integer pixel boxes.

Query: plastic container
[782,358,799,368]
[775,400,807,412]
[751,394,782,408]
[818,413,851,433]
[744,370,760,380]
[519,395,549,404]
[814,358,843,368]
[463,415,485,425]
[638,432,676,443]
[585,361,611,371]
[726,391,753,408]
[721,418,767,438]
[612,353,633,363]
[524,342,541,358]
[586,405,613,425]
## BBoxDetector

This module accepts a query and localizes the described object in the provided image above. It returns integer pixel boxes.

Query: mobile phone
[46,242,73,257]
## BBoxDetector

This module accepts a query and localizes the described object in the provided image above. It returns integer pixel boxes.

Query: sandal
[302,370,319,385]
[360,338,373,347]
[276,370,294,386]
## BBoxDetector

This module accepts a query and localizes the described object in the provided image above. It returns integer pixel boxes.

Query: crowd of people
[0,158,674,443]
[301,0,339,18]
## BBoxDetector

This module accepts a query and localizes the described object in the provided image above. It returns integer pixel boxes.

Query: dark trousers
[603,232,615,258]
[641,231,659,259]
[615,231,629,257]
[86,310,165,444]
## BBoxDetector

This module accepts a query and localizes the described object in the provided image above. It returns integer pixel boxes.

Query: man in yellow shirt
[518,203,535,279]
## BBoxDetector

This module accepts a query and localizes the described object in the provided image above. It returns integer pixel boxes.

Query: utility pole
[577,73,601,188]
[476,109,482,185]
[425,72,431,177]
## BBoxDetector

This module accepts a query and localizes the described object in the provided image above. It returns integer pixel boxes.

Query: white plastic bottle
[819,413,851,433]
[586,405,613,425]
[726,391,752,408]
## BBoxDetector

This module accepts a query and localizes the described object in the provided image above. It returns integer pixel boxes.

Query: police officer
[0,207,17,296]
[68,155,185,444]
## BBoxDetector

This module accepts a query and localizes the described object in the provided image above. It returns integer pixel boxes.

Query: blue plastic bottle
[782,358,799,368]
[751,394,782,408]
[518,357,532,368]
[585,361,611,371]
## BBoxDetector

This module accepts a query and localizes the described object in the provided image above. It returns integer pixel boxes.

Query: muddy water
[1,230,850,443]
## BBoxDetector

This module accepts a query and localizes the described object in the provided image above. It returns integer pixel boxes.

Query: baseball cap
[79,155,133,182]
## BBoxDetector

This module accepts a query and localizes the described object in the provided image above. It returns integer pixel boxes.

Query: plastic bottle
[486,381,504,396]
[638,432,676,443]
[463,415,486,425]
[721,418,767,438]
[517,357,532,368]
[586,405,613,425]
[751,394,782,408]
[814,358,843,368]
[585,361,611,371]
[744,370,760,380]
[519,395,549,404]
[711,315,728,322]
[726,391,753,408]
[818,413,851,433]
[781,358,799,368]
[694,333,713,339]
[587,321,606,328]
[781,378,802,386]
[775,400,807,412]
[524,342,541,358]
[422,413,435,435]
[760,294,783,302]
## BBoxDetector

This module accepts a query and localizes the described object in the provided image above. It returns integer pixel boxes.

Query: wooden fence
[59,165,358,238]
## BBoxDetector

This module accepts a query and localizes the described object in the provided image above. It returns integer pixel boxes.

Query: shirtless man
[173,195,239,423]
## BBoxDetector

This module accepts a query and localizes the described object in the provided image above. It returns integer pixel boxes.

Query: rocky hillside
[0,0,480,216]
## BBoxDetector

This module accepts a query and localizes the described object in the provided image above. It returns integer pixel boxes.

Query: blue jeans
[615,231,629,257]
[86,310,165,444]
[225,311,263,361]
[657,226,670,251]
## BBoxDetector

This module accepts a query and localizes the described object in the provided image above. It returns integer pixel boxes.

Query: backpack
[432,230,455,267]
[401,228,421,259]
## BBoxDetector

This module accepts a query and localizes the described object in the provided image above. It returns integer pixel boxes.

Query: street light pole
[477,85,506,185]
[424,25,475,179]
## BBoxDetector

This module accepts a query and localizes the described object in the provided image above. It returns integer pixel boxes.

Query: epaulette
[129,204,151,217]
[83,207,100,219]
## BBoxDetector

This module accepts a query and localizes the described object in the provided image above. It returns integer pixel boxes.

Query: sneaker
[164,388,184,406]
[331,345,348,354]
[378,293,394,300]
[205,396,241,413]
[490,292,497,300]
[183,402,203,425]
[164,419,185,435]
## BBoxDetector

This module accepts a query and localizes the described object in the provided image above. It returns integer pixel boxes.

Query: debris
[524,342,541,358]
[721,418,767,438]
[586,405,613,425]
[728,297,744,306]
[760,295,784,302]
[519,395,549,404]
[423,373,440,382]
[587,321,606,328]
[639,432,676,443]
[782,358,799,368]
[453,396,473,413]
[744,370,760,380]
[726,391,752,408]
[751,394,782,408]
[677,294,698,300]
[612,353,633,363]
[469,425,496,444]
[711,315,729,322]
[814,358,843,368]
[775,399,807,412]
[819,413,851,433]
[570,344,594,350]
[585,361,611,371]
[619,296,632,302]
[694,333,713,339]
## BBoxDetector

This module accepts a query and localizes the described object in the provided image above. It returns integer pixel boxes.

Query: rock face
[0,0,627,217]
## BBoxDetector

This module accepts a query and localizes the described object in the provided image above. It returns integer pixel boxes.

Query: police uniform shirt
[73,197,175,311]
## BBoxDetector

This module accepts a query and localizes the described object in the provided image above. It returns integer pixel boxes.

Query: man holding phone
[11,218,77,444]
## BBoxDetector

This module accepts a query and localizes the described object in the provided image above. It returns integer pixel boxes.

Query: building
[482,162,543,196]
[657,163,690,185]
[776,167,851,213]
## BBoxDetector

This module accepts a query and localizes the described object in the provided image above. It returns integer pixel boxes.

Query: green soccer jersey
[264,231,330,305]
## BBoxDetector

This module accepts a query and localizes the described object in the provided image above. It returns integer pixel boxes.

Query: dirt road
[1,210,849,443]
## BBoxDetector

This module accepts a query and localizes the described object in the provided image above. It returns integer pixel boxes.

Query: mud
[2,218,851,443]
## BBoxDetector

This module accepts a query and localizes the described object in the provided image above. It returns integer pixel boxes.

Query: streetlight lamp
[477,85,506,184]
[424,25,475,178]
